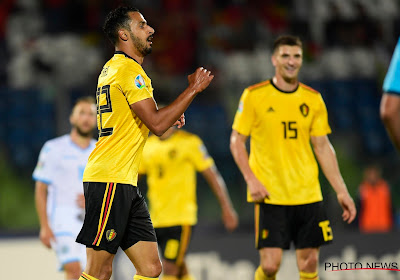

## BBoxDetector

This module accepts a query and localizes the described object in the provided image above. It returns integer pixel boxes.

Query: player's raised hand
[188,67,214,93]
[40,225,55,249]
[337,192,357,224]
[247,175,270,202]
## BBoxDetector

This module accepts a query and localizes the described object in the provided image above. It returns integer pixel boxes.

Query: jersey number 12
[96,85,114,137]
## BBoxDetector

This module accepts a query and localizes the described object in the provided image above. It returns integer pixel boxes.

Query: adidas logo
[267,107,275,112]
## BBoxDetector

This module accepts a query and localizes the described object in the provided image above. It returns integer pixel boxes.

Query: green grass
[0,153,38,230]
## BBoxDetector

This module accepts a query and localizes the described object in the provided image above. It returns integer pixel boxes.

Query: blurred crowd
[1,0,400,228]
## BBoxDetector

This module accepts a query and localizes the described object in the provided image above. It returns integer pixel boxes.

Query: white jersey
[33,134,96,234]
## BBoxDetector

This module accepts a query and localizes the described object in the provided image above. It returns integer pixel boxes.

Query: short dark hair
[273,35,302,53]
[103,6,140,45]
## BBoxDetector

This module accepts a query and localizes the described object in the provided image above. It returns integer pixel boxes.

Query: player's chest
[148,141,189,165]
[55,151,90,171]
[254,98,314,125]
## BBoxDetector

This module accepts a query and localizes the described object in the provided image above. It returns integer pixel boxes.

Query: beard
[75,125,94,138]
[130,30,152,56]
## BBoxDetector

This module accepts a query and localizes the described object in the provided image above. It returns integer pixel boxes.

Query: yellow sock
[79,272,100,280]
[134,275,159,280]
[161,276,179,280]
[255,266,276,280]
[299,271,318,280]
[180,274,195,280]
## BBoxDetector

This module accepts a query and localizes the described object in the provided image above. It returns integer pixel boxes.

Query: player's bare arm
[311,135,356,223]
[201,165,239,232]
[131,67,214,136]
[230,130,270,201]
[35,181,55,248]
[380,93,400,151]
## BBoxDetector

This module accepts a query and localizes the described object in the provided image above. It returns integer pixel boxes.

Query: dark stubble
[75,125,94,138]
[129,30,152,56]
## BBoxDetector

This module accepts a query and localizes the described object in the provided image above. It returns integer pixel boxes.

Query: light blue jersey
[33,134,96,269]
[383,38,400,95]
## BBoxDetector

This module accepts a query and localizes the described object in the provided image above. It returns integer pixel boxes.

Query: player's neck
[115,46,144,65]
[272,76,298,92]
[70,130,91,149]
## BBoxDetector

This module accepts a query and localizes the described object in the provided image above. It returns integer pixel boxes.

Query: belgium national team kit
[233,79,333,249]
[76,51,157,254]
[140,130,214,262]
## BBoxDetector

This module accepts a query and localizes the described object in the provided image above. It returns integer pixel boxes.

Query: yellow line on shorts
[93,182,110,244]
[176,225,191,265]
[255,204,260,248]
[96,182,117,246]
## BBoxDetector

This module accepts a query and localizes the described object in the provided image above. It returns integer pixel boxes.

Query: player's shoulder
[89,138,97,147]
[113,54,146,74]
[41,134,69,154]
[176,130,202,143]
[299,83,321,95]
[246,79,272,93]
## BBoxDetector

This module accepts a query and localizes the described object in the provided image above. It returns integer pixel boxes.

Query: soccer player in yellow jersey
[230,35,357,280]
[76,6,214,280]
[139,126,238,280]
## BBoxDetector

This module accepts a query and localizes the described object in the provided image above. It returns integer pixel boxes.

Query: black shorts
[155,225,193,265]
[255,201,333,250]
[76,182,157,254]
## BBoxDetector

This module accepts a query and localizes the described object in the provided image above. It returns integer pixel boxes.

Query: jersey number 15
[281,121,297,139]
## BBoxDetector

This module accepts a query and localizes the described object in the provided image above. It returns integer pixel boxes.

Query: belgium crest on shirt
[299,103,309,117]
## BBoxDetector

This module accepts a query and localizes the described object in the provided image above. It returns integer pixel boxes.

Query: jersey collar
[114,51,140,64]
[270,78,299,94]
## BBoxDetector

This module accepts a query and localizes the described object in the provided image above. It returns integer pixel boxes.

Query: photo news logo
[325,262,399,272]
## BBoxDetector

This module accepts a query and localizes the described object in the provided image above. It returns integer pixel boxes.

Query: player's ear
[271,54,277,67]
[118,29,128,42]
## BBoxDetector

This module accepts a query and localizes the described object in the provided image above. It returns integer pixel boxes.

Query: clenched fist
[188,67,214,94]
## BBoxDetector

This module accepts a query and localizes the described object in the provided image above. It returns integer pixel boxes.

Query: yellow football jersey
[232,80,331,205]
[139,130,214,227]
[83,51,153,186]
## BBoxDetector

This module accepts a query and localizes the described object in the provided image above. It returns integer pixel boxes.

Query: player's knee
[65,268,81,279]
[138,259,162,278]
[149,259,163,277]
[64,262,82,279]
[261,261,280,276]
[299,254,318,271]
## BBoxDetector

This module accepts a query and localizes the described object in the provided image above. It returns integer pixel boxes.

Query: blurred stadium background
[1,0,400,279]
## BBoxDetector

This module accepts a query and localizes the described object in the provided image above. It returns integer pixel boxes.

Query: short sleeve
[190,137,214,172]
[119,66,153,105]
[232,89,255,136]
[383,38,400,95]
[32,142,57,184]
[310,94,332,136]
